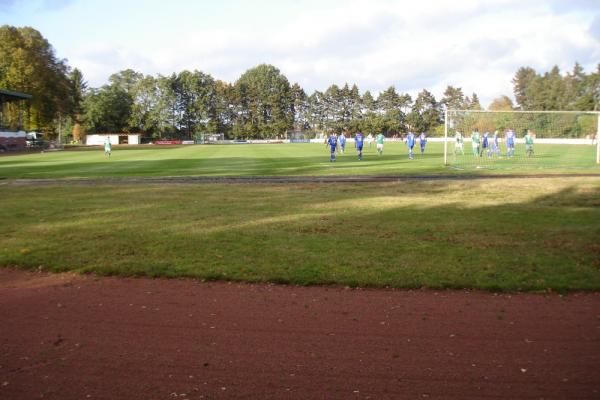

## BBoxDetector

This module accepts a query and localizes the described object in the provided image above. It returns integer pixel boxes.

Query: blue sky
[1,0,599,107]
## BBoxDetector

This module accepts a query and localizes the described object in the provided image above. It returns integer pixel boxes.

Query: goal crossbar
[447,110,600,114]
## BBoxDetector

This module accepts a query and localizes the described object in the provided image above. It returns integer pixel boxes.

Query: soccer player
[104,136,112,157]
[419,132,427,155]
[490,130,501,157]
[454,131,464,155]
[471,128,481,157]
[355,131,364,160]
[505,129,516,157]
[375,132,385,155]
[327,133,338,162]
[524,129,534,157]
[482,131,489,157]
[366,133,374,149]
[338,132,346,154]
[406,131,416,159]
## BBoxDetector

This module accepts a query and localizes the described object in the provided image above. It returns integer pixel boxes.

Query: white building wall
[86,134,140,145]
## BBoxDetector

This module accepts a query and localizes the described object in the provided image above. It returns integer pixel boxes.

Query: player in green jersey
[375,133,385,155]
[524,129,534,157]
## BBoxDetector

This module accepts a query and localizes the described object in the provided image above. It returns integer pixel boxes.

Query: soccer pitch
[0,142,598,179]
[1,143,599,292]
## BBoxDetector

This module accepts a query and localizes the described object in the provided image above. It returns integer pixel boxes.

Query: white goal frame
[443,109,600,166]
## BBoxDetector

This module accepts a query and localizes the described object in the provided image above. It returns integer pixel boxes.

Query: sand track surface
[0,268,599,399]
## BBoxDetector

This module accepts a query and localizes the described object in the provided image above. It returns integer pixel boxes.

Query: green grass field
[1,143,599,291]
[0,142,598,179]
[1,177,599,291]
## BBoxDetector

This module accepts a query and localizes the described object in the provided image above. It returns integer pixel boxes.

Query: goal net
[195,133,225,144]
[444,110,600,170]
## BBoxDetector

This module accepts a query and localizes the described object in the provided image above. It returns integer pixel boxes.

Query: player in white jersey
[454,131,464,155]
[490,130,501,157]
[337,132,346,154]
[366,133,374,149]
[104,137,112,157]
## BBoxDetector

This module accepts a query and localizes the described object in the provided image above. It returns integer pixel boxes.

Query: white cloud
[9,0,598,108]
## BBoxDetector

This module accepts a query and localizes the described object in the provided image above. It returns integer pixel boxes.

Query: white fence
[86,134,140,145]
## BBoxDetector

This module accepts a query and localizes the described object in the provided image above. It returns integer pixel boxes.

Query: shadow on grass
[0,154,451,179]
[1,179,599,292]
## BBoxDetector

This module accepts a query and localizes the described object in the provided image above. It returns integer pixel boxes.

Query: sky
[1,0,599,107]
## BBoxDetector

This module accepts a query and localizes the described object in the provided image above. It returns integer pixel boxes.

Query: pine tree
[291,83,308,130]
[441,86,466,110]
[408,89,442,133]
[468,93,482,110]
[69,68,87,142]
[362,91,376,114]
[512,66,537,110]
[564,62,586,110]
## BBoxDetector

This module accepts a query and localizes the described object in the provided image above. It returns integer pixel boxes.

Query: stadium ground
[2,144,600,399]
[0,142,598,179]
[1,177,599,292]
[1,268,598,399]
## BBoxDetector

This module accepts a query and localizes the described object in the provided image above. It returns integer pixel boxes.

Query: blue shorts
[356,145,363,151]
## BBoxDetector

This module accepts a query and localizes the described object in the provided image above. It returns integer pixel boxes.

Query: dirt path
[1,269,598,399]
[2,173,600,186]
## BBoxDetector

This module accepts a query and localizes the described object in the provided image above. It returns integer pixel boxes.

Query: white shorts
[376,143,383,150]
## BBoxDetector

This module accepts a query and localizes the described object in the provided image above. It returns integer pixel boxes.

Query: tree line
[1,25,599,140]
[78,66,457,139]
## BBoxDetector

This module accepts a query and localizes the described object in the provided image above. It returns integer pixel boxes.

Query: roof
[0,89,33,102]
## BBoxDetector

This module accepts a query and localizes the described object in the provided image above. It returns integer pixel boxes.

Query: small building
[0,89,32,152]
[86,133,140,146]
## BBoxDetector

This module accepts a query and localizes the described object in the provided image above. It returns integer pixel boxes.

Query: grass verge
[1,177,599,291]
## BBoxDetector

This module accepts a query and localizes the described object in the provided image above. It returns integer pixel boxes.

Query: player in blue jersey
[338,132,346,154]
[419,132,427,155]
[505,129,516,157]
[406,131,416,159]
[327,133,338,162]
[481,131,489,157]
[355,131,364,160]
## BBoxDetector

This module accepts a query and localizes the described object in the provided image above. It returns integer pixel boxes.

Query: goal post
[444,109,448,166]
[444,110,600,170]
[597,113,600,164]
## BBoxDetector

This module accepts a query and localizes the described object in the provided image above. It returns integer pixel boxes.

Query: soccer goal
[195,133,225,144]
[444,110,600,170]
